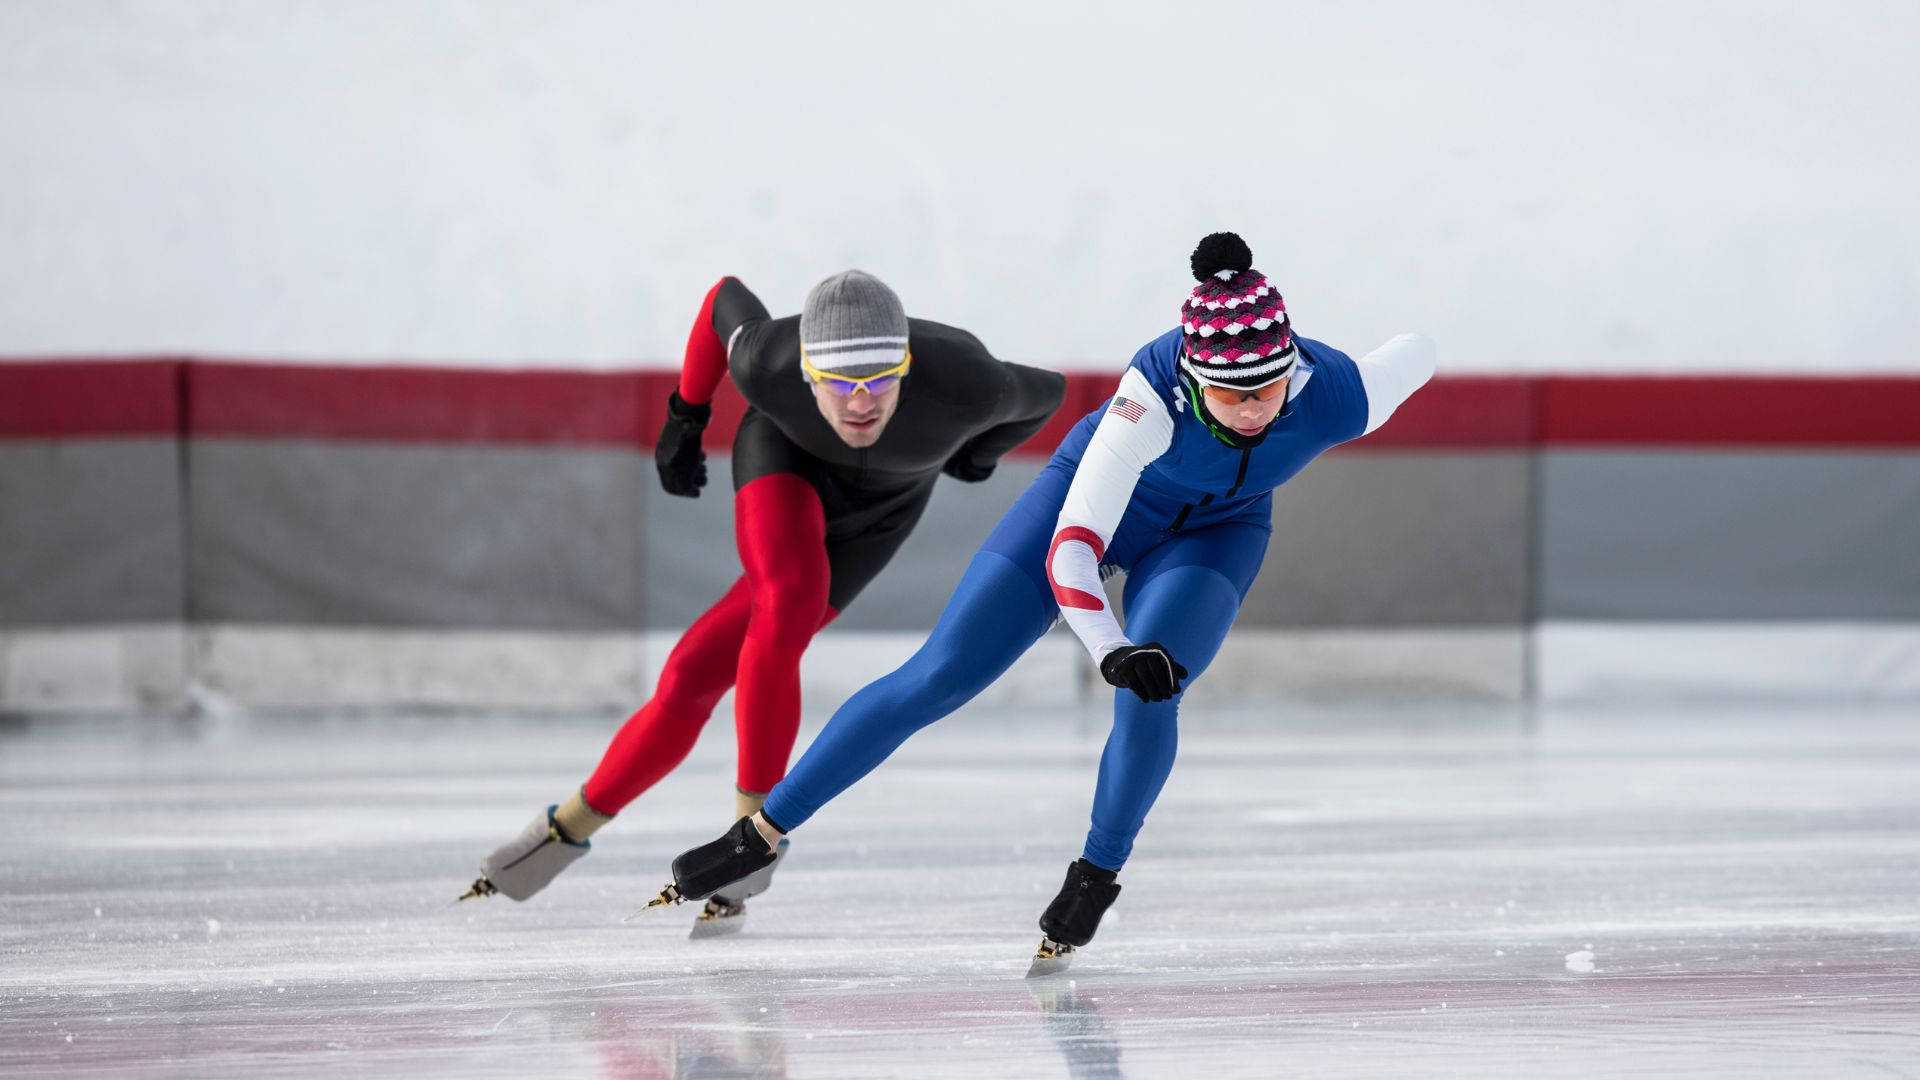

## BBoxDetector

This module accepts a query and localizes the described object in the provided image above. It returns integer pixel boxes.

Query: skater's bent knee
[746,593,829,647]
[904,654,999,717]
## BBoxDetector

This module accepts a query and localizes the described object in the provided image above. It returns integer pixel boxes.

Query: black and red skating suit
[580,277,1065,812]
[703,276,1066,607]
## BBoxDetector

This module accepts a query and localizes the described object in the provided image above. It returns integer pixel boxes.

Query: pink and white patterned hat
[1180,232,1297,389]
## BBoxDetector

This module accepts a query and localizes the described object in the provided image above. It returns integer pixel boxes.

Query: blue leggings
[762,470,1269,870]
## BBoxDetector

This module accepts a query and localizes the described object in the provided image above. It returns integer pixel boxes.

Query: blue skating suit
[762,327,1434,869]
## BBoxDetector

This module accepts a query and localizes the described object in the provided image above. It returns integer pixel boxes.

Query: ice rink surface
[2,703,1917,1078]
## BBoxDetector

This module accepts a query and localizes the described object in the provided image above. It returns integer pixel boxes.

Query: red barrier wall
[5,360,1919,450]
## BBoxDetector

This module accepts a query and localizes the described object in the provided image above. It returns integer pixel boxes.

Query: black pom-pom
[1190,232,1253,283]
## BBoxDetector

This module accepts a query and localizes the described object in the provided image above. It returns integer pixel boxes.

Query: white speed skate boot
[457,790,611,903]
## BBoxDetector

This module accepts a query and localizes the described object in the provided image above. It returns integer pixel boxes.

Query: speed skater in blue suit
[652,232,1437,962]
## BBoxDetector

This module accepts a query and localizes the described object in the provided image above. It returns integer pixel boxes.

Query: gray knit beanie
[799,270,909,377]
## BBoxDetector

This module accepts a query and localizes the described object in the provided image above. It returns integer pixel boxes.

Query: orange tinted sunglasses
[1199,379,1288,405]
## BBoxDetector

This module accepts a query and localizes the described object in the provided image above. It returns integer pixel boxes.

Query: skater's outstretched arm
[678,276,771,406]
[943,361,1067,482]
[1355,333,1437,435]
[657,278,773,497]
[1047,367,1174,664]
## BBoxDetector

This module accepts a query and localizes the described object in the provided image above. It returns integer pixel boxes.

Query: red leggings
[582,473,837,813]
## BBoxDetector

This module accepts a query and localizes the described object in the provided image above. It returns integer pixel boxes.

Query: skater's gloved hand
[941,453,995,483]
[1099,642,1189,703]
[655,390,711,497]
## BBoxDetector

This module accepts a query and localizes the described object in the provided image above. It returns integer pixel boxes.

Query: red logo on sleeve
[1046,527,1109,611]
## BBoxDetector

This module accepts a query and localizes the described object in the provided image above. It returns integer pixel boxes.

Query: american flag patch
[1109,396,1146,423]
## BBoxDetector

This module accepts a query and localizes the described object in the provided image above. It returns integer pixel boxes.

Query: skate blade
[620,883,684,923]
[452,877,497,905]
[1025,937,1076,978]
[688,906,746,939]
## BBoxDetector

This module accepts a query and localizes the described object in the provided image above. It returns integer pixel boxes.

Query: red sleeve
[677,278,733,407]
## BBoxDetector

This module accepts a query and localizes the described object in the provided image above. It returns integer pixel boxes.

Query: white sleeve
[1357,333,1438,435]
[1048,367,1176,663]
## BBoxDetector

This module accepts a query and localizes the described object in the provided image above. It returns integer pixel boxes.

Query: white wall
[2,1,1917,372]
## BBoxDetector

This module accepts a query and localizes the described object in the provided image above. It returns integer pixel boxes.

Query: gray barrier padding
[1247,452,1533,627]
[184,443,1533,632]
[192,440,1024,632]
[651,455,1527,632]
[33,439,1920,632]
[189,441,646,629]
[1540,451,1920,619]
[636,464,738,627]
[0,441,184,624]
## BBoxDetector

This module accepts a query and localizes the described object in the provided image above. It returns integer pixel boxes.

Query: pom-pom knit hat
[1180,232,1297,390]
[800,270,910,378]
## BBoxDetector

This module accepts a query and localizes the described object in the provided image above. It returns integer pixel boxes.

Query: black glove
[1099,642,1189,703]
[655,391,711,497]
[941,453,995,483]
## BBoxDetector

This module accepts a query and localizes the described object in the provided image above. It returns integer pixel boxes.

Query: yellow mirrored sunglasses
[800,349,912,396]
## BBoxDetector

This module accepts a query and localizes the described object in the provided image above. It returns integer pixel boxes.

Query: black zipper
[1171,447,1251,533]
[1169,493,1211,533]
[1225,447,1252,499]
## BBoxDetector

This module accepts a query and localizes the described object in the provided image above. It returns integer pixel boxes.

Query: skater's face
[1199,377,1289,437]
[810,366,903,447]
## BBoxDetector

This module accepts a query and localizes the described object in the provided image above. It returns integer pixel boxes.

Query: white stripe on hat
[1181,349,1298,387]
[803,345,909,373]
[800,335,911,352]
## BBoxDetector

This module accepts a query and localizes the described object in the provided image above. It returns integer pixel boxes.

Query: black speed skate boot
[636,816,780,915]
[1027,859,1122,977]
[690,835,791,939]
